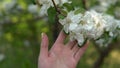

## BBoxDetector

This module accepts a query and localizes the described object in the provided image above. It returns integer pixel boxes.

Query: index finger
[55,30,67,44]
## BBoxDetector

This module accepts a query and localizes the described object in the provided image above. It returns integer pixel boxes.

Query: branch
[93,40,120,68]
[36,0,42,7]
[82,0,88,10]
[51,0,61,14]
[50,0,61,41]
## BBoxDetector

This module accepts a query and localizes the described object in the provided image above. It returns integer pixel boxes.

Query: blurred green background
[0,0,120,68]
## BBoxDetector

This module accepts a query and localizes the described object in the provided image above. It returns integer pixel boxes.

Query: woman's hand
[38,31,89,68]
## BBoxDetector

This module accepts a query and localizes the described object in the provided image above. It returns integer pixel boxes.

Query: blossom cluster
[38,0,70,16]
[91,0,119,12]
[59,10,120,46]
[38,0,120,46]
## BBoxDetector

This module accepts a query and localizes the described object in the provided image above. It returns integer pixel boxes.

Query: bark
[52,14,61,41]
[82,0,88,10]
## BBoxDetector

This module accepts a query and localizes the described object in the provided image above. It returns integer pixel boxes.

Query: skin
[38,31,89,68]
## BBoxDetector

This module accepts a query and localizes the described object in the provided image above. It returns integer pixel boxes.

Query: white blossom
[117,20,120,28]
[59,9,120,46]
[114,7,120,19]
[95,37,113,47]
[59,10,82,33]
[3,0,16,11]
[38,0,52,15]
[95,39,105,47]
[28,4,38,14]
[82,10,106,39]
[0,54,5,62]
[98,0,117,7]
[109,32,113,37]
[39,0,70,16]
[91,5,108,12]
[103,14,118,32]
[69,32,85,45]
[91,0,118,13]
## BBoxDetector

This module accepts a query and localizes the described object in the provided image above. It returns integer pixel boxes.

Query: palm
[38,31,89,68]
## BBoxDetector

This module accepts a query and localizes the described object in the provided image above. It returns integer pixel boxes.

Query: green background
[0,0,120,68]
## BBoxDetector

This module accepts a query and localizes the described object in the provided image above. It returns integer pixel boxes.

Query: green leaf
[47,7,57,24]
[63,3,74,11]
[58,14,65,19]
[74,8,85,14]
[59,9,67,17]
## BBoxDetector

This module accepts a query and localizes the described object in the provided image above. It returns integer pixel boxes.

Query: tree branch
[51,0,61,14]
[82,0,88,10]
[93,40,120,68]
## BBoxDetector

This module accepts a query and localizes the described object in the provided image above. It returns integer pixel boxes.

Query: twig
[51,0,61,14]
[82,0,88,10]
[36,0,42,7]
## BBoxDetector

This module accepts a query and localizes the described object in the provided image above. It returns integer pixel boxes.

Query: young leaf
[47,7,57,24]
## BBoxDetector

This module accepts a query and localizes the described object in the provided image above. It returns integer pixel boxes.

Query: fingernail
[86,40,89,44]
[41,33,44,39]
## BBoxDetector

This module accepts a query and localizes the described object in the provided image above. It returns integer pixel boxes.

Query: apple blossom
[39,0,70,16]
[28,4,38,14]
[59,10,120,46]
[0,54,5,62]
[59,10,82,33]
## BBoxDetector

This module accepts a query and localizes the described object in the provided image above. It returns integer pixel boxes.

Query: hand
[38,31,89,68]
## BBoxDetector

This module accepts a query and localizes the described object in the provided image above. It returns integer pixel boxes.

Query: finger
[55,30,67,44]
[72,44,80,56]
[74,41,89,62]
[65,40,77,49]
[40,33,49,58]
